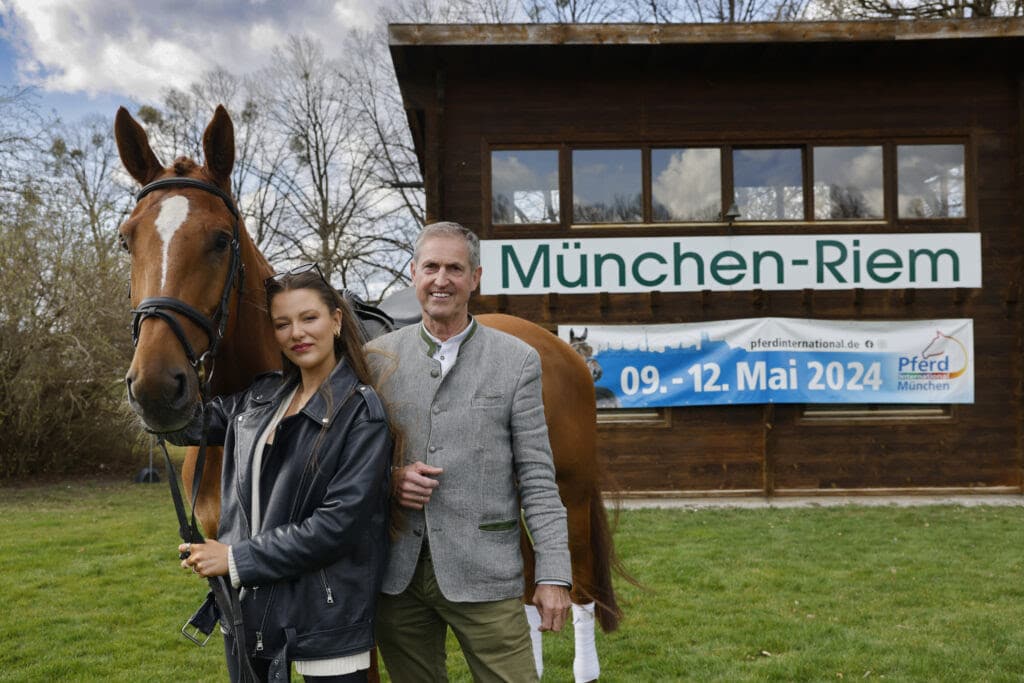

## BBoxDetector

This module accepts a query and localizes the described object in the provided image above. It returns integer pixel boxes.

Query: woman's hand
[179,539,230,579]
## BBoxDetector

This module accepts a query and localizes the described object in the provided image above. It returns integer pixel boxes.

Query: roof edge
[389,18,1024,47]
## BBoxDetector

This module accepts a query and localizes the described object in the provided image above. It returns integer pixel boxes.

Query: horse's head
[567,328,602,381]
[921,330,949,359]
[115,105,245,432]
[569,328,594,359]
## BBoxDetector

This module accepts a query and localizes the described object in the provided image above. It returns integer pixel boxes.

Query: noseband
[130,177,246,383]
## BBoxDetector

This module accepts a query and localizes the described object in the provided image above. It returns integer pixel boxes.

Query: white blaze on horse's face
[154,195,190,290]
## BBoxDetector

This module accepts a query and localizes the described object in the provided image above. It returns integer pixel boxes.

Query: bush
[0,183,141,478]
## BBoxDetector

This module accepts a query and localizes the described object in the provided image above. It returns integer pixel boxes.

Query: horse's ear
[202,105,235,188]
[114,107,163,186]
[570,329,578,342]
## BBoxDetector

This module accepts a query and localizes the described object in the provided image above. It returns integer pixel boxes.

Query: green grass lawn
[1,481,1022,682]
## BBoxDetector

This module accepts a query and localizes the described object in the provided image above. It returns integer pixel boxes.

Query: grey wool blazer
[366,320,572,602]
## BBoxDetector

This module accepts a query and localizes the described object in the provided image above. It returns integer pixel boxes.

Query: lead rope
[132,176,259,681]
[159,375,261,683]
[179,330,260,683]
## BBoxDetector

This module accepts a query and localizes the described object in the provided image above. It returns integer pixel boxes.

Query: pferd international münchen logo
[896,331,968,391]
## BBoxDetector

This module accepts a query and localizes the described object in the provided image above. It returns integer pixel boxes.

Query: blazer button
[428,446,437,453]
[432,406,441,414]
[430,369,440,378]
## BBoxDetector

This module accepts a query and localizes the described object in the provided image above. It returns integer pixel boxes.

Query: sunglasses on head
[264,263,327,289]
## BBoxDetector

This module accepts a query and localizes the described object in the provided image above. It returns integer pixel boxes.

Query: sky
[0,0,385,123]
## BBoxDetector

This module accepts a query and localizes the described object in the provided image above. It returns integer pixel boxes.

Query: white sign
[558,318,974,408]
[481,233,981,294]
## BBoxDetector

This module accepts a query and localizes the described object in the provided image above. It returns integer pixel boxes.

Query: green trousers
[375,549,538,683]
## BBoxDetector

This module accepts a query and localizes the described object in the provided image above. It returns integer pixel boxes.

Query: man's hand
[532,584,572,632]
[393,461,443,510]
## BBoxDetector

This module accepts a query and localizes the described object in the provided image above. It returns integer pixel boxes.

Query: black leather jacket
[171,359,392,667]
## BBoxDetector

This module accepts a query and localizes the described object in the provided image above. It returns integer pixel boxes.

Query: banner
[481,233,981,294]
[557,318,974,408]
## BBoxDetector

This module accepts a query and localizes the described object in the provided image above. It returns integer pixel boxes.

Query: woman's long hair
[265,267,404,534]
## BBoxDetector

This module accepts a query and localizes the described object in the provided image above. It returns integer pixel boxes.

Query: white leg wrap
[572,602,600,682]
[524,603,544,679]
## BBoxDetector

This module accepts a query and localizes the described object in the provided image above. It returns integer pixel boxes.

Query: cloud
[652,148,721,221]
[2,0,384,101]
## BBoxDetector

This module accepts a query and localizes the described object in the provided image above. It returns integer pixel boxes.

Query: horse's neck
[210,245,280,397]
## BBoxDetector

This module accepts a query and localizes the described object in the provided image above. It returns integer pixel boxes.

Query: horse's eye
[213,232,231,252]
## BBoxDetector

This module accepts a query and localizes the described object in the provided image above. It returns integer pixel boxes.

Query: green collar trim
[419,325,440,357]
[419,317,478,357]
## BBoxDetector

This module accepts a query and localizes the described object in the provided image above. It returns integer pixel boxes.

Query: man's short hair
[413,221,480,271]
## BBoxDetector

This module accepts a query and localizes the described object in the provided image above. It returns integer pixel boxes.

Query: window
[491,150,559,225]
[733,148,804,221]
[813,146,884,220]
[487,140,969,229]
[897,145,965,219]
[651,148,722,222]
[572,149,642,223]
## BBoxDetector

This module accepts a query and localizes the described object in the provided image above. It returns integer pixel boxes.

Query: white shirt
[421,318,476,377]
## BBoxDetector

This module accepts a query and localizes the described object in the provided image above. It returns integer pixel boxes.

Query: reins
[129,176,260,682]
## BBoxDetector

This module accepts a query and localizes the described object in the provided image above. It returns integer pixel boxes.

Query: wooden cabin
[388,19,1024,496]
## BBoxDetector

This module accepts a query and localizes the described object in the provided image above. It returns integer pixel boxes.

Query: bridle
[130,176,245,382]
[128,176,259,681]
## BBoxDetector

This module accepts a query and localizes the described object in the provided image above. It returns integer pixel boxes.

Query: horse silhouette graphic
[569,329,621,408]
[919,330,969,379]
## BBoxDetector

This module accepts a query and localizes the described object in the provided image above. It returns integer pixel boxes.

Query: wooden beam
[423,70,446,222]
[389,18,1024,49]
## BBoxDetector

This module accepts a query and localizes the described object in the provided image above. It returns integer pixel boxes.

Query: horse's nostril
[162,370,192,414]
[173,371,188,400]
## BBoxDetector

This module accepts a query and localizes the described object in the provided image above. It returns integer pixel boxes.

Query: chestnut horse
[115,105,622,679]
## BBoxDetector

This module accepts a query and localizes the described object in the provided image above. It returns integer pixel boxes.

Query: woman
[172,264,392,683]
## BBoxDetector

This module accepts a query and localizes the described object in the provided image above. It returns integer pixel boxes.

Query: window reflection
[491,150,559,224]
[813,146,884,220]
[572,149,642,223]
[733,149,804,221]
[897,145,965,218]
[652,148,721,222]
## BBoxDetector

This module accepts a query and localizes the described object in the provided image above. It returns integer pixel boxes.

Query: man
[367,221,572,682]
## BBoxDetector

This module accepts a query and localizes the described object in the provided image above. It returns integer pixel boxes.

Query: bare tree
[0,95,136,477]
[47,116,134,269]
[0,87,47,198]
[515,0,809,22]
[344,29,427,295]
[813,0,1021,17]
[254,35,409,297]
[522,0,623,21]
[383,0,523,22]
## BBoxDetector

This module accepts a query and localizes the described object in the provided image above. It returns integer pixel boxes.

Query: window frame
[484,138,972,234]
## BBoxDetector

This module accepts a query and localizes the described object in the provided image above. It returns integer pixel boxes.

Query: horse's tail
[584,480,639,633]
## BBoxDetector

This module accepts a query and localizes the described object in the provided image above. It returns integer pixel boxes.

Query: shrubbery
[0,123,143,478]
